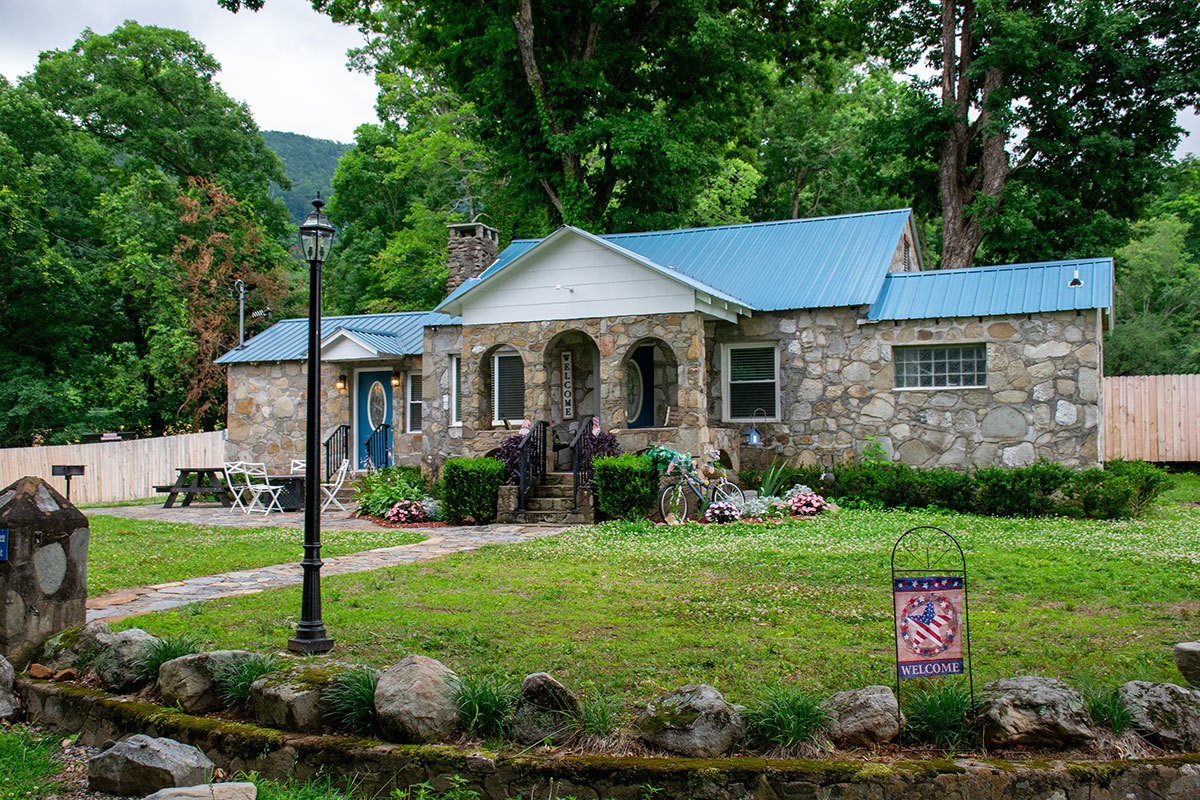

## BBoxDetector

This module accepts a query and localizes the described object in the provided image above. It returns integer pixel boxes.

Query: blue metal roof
[215,310,455,364]
[866,258,1114,321]
[439,209,916,313]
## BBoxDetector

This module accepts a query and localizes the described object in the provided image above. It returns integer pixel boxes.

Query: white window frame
[723,342,780,422]
[492,348,525,426]
[892,343,988,390]
[449,355,462,427]
[406,372,423,433]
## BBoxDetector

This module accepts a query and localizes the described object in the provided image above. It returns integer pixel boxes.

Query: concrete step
[509,509,592,525]
[521,496,577,512]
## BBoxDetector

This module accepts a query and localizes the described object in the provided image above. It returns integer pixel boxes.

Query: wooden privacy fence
[1103,374,1200,462]
[0,430,227,505]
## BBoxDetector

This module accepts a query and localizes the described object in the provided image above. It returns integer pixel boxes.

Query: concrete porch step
[521,495,580,512]
[508,509,592,525]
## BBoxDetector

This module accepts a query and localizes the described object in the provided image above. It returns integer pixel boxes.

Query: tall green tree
[862,0,1200,268]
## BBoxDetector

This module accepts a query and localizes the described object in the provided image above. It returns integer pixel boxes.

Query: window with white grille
[492,350,525,424]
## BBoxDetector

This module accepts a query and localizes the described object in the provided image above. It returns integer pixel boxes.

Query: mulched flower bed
[358,516,454,529]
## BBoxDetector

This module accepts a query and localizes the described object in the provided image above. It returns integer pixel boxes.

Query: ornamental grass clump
[137,633,203,684]
[212,653,280,710]
[324,666,380,735]
[455,674,516,738]
[744,684,827,747]
[704,500,742,524]
[578,694,621,737]
[901,680,976,749]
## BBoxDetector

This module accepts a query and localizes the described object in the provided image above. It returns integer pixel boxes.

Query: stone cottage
[219,210,1113,479]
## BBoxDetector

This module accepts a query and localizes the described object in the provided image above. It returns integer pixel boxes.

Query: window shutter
[408,374,423,432]
[729,347,775,382]
[409,374,423,402]
[452,356,462,423]
[495,354,525,420]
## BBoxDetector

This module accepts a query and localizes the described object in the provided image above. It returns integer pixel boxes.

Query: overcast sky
[1,0,1197,155]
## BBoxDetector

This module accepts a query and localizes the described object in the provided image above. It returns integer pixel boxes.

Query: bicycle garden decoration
[647,445,745,521]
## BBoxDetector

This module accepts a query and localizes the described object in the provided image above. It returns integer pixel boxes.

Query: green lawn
[0,727,63,800]
[115,495,1200,711]
[87,516,426,595]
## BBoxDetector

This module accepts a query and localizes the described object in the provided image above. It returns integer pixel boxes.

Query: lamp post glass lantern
[290,194,336,654]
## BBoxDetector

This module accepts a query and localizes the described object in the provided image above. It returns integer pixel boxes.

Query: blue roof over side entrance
[215,310,455,363]
[463,209,915,312]
[866,258,1114,321]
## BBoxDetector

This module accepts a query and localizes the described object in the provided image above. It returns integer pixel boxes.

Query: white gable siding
[323,336,377,361]
[459,235,697,325]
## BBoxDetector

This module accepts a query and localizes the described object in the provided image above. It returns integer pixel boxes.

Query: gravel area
[38,736,131,800]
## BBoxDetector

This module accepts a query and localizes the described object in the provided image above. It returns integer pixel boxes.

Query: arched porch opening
[544,330,601,431]
[621,337,680,429]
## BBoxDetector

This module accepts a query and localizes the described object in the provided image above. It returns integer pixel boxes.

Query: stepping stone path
[84,506,566,621]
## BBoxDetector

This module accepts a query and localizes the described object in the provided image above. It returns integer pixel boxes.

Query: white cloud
[0,0,378,142]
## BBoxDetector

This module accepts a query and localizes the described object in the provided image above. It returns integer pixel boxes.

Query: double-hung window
[492,349,525,425]
[724,343,778,421]
[407,373,423,432]
[893,344,987,389]
[449,355,462,426]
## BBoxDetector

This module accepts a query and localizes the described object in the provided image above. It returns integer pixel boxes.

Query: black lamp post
[289,194,336,654]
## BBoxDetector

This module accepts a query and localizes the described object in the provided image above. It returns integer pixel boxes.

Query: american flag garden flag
[893,576,965,679]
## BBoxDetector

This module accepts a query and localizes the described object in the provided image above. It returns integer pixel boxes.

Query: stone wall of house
[225,357,423,473]
[422,314,717,477]
[708,308,1103,471]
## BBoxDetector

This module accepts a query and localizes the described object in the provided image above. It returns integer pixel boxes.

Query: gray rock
[375,655,458,743]
[820,685,904,747]
[250,662,353,732]
[38,621,111,670]
[512,672,582,744]
[635,684,745,758]
[0,654,13,693]
[159,651,253,714]
[1118,681,1200,750]
[1174,642,1200,687]
[142,782,257,800]
[88,735,215,795]
[978,676,1094,747]
[0,691,17,721]
[95,628,160,692]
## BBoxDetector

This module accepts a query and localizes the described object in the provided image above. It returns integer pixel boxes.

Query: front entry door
[627,346,656,428]
[357,370,393,469]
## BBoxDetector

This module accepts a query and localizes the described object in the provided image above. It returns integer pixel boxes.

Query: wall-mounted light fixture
[391,371,401,387]
[336,374,347,391]
[1068,268,1084,288]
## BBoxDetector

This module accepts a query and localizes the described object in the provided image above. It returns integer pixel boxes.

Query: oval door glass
[367,381,387,429]
[626,361,643,421]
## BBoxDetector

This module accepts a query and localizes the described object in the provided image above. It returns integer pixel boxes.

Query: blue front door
[357,370,393,469]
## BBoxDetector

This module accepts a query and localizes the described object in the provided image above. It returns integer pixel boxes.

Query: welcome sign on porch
[561,351,575,419]
[890,526,974,692]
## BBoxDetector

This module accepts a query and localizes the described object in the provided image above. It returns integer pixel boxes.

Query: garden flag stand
[890,526,974,722]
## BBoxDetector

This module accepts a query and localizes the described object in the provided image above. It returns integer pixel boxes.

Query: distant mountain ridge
[262,130,351,225]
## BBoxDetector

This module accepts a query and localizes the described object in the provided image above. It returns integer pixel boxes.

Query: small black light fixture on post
[289,194,336,655]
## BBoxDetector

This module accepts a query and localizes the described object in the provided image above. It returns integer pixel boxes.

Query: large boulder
[375,655,458,743]
[978,676,1094,747]
[512,672,582,744]
[250,662,354,732]
[1118,681,1200,751]
[0,654,16,721]
[820,685,903,747]
[142,782,257,800]
[159,651,253,714]
[1174,642,1200,687]
[38,620,112,670]
[87,735,215,795]
[94,628,160,692]
[635,684,745,758]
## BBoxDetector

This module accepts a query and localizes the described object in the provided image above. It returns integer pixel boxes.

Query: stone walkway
[84,504,567,622]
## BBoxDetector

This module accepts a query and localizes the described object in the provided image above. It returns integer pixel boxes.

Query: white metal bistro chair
[321,458,351,513]
[223,461,253,514]
[242,462,285,515]
[290,459,306,474]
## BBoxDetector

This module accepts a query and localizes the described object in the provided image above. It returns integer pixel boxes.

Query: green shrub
[211,653,279,709]
[974,459,1072,516]
[324,666,380,735]
[875,463,925,509]
[1065,468,1134,519]
[902,680,975,749]
[917,467,976,512]
[1103,459,1172,515]
[137,634,203,684]
[744,685,827,747]
[354,466,428,517]
[454,675,516,738]
[828,462,887,506]
[442,458,506,524]
[594,454,660,519]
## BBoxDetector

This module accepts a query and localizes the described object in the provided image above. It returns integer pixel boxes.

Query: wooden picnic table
[156,467,234,508]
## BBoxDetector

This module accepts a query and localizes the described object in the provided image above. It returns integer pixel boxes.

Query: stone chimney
[446,222,500,296]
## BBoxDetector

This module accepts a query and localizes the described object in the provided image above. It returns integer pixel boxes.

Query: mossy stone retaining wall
[17,679,1200,799]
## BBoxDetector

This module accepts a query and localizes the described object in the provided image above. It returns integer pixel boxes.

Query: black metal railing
[569,416,596,512]
[323,424,350,481]
[516,420,548,512]
[364,423,391,471]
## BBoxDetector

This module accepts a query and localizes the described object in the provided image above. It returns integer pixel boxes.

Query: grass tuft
[454,674,516,738]
[324,666,380,735]
[902,680,976,749]
[212,653,280,709]
[138,633,204,684]
[578,694,621,737]
[1079,681,1133,735]
[744,684,827,747]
